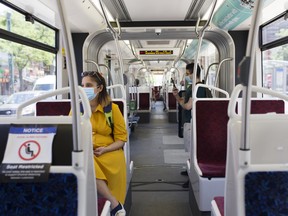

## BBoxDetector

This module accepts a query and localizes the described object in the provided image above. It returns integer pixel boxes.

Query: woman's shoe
[111,203,126,216]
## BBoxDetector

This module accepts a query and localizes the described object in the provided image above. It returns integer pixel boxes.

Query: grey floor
[129,101,192,216]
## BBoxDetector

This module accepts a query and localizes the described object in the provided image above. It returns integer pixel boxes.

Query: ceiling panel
[123,0,191,21]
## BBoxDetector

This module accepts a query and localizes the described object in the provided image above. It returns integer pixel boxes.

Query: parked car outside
[0,95,9,105]
[0,91,45,116]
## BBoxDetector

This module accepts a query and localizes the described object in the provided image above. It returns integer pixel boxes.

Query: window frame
[259,10,288,52]
[0,0,59,54]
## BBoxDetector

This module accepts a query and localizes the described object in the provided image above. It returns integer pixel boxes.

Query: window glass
[262,45,288,94]
[0,4,56,47]
[0,38,56,95]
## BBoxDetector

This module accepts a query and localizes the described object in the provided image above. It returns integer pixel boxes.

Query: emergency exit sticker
[1,126,57,182]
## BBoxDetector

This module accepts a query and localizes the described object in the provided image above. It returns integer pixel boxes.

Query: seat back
[225,85,288,216]
[0,87,97,215]
[0,123,78,215]
[138,93,150,110]
[36,100,71,116]
[193,99,229,178]
[137,86,151,110]
[168,92,177,109]
[0,117,96,215]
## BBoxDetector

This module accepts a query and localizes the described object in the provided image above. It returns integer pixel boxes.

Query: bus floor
[129,101,192,216]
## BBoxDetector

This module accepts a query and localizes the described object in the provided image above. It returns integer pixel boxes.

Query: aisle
[129,101,192,216]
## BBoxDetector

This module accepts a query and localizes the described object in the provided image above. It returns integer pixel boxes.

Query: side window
[0,2,58,96]
[260,11,288,95]
[0,2,58,116]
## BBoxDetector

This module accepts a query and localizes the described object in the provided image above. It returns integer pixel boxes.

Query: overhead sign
[0,125,57,182]
[139,50,174,55]
[212,0,273,30]
[212,0,252,30]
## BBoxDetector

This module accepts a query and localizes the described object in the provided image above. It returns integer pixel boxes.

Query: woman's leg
[96,179,119,209]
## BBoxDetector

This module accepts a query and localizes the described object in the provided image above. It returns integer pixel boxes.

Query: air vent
[147,41,170,45]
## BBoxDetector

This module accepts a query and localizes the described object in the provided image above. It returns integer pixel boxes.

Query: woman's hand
[94,147,107,156]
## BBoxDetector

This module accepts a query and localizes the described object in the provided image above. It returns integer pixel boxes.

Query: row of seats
[131,86,173,111]
[188,84,286,214]
[36,99,133,215]
[210,85,288,216]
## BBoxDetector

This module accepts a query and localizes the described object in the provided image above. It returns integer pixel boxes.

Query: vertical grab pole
[239,0,264,166]
[192,0,217,93]
[56,0,82,155]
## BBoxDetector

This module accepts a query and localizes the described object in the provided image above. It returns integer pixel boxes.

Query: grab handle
[228,84,288,118]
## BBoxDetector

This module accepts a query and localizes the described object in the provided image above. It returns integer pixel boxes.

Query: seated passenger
[81,71,127,216]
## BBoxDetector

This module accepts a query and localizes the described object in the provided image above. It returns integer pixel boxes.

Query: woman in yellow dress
[81,71,127,216]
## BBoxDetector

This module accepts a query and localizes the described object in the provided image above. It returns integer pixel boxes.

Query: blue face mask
[185,75,192,84]
[83,87,97,101]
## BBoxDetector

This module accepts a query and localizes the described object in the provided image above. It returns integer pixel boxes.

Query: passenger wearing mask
[172,63,206,188]
[172,63,205,118]
[81,71,127,216]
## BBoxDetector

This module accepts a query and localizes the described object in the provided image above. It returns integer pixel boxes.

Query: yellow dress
[91,103,127,204]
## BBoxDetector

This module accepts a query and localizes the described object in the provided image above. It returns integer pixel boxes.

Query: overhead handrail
[129,41,138,59]
[204,62,218,84]
[97,0,120,36]
[212,57,233,97]
[107,84,126,100]
[98,0,124,86]
[238,0,264,165]
[195,0,217,37]
[85,59,101,73]
[170,67,181,86]
[56,0,82,154]
[99,64,114,86]
[214,57,233,87]
[85,60,115,96]
[173,40,188,67]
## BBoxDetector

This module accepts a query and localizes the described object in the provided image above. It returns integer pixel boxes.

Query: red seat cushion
[98,198,108,215]
[214,196,224,216]
[198,162,226,178]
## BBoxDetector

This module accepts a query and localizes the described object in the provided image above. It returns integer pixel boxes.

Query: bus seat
[136,86,151,123]
[211,100,286,216]
[98,198,110,216]
[0,113,97,215]
[212,85,288,216]
[168,92,177,109]
[190,99,229,212]
[189,86,230,212]
[138,93,150,110]
[223,114,288,215]
[195,100,229,178]
[211,196,224,216]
